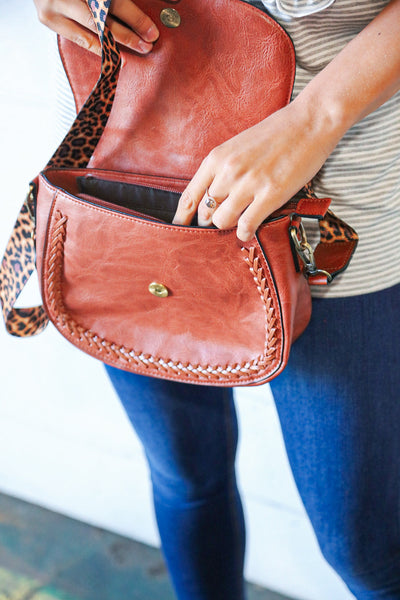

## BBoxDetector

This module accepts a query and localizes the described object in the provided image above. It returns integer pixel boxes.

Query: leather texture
[58,0,295,179]
[35,168,329,385]
[0,0,358,385]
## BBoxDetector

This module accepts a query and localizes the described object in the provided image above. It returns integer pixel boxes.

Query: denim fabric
[104,373,245,599]
[270,283,400,598]
[105,283,400,600]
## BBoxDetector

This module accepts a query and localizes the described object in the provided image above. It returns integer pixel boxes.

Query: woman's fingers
[58,0,159,53]
[174,159,285,241]
[35,9,102,55]
[110,0,159,44]
[236,193,278,242]
[34,0,159,54]
[197,188,226,226]
[173,147,274,239]
[107,17,154,53]
[173,160,215,226]
[173,145,246,226]
[197,184,248,228]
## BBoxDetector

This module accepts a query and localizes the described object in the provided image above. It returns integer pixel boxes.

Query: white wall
[0,5,354,600]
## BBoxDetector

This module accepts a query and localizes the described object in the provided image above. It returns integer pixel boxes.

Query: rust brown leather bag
[0,0,357,386]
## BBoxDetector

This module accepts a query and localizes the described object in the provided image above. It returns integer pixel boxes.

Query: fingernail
[144,25,159,42]
[137,40,153,54]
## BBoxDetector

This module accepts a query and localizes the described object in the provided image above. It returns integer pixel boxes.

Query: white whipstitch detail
[241,246,279,362]
[46,212,279,381]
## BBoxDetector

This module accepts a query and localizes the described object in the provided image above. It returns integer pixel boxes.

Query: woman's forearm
[294,0,400,142]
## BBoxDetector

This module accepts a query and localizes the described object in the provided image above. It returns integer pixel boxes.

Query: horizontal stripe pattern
[56,2,400,297]
[256,0,400,297]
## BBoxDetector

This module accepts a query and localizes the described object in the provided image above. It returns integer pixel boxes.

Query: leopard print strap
[301,182,358,261]
[49,0,120,168]
[0,194,48,336]
[0,0,358,337]
[0,0,120,337]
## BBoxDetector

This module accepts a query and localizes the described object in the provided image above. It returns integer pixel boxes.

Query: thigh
[269,284,400,576]
[105,367,238,501]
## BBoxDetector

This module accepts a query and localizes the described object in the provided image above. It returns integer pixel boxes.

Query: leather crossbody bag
[0,0,357,386]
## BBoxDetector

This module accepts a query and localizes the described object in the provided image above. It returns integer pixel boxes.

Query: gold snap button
[160,8,181,28]
[149,282,169,298]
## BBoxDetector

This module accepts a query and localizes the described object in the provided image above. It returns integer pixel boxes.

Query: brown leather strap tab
[293,197,332,219]
[309,240,357,284]
[299,181,359,271]
[290,205,358,284]
[311,210,358,284]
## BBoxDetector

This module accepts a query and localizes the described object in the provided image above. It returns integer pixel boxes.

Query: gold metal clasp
[148,282,169,298]
[160,8,181,27]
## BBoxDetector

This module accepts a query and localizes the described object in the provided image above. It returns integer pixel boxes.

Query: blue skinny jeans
[105,283,400,600]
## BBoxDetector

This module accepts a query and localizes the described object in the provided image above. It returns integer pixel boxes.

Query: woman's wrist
[290,91,349,157]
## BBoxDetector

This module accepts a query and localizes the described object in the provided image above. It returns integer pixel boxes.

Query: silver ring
[205,188,222,210]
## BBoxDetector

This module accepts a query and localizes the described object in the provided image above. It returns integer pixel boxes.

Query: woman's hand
[33,0,161,55]
[173,97,342,242]
[173,0,400,242]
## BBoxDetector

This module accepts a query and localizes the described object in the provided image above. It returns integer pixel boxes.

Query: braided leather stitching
[46,212,281,382]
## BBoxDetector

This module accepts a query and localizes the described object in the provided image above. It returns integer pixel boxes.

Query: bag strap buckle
[290,223,333,283]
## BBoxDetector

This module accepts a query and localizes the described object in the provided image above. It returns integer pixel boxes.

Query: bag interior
[76,176,197,224]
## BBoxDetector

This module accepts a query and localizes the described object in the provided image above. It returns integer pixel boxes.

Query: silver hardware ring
[290,224,333,283]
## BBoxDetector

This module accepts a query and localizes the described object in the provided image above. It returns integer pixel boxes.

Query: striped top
[55,1,400,297]
[255,0,400,297]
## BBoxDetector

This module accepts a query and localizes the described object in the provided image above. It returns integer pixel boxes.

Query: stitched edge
[46,211,280,382]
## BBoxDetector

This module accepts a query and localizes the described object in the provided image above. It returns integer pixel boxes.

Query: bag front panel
[39,187,295,385]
